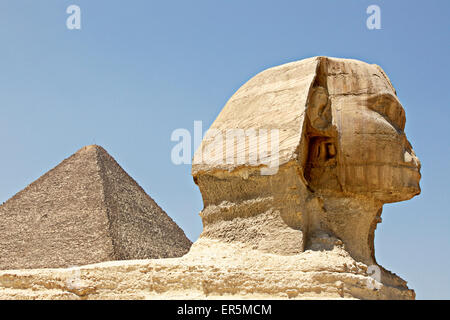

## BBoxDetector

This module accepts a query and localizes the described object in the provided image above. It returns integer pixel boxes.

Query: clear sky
[0,0,448,299]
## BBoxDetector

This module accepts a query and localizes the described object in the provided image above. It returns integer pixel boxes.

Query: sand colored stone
[0,145,191,270]
[0,57,421,299]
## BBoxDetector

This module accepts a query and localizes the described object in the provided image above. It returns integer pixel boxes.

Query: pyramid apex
[76,144,107,154]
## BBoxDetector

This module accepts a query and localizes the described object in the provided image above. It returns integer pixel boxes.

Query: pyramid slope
[0,145,191,270]
[95,146,192,260]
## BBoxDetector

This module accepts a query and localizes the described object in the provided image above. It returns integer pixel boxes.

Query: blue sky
[0,1,448,299]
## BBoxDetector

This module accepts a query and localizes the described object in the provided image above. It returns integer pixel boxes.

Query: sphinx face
[306,60,421,203]
[334,93,421,202]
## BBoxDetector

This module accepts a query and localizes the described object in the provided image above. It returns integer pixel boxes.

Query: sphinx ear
[307,86,332,132]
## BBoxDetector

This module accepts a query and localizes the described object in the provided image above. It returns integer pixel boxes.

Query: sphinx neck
[196,164,311,255]
[195,163,384,263]
[306,195,383,265]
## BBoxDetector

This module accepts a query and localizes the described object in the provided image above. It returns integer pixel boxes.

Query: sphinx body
[0,57,420,299]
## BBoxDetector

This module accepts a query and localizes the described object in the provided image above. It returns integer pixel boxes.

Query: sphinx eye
[369,103,387,119]
[369,96,405,131]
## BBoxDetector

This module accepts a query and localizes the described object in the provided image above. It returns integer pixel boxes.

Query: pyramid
[0,145,192,270]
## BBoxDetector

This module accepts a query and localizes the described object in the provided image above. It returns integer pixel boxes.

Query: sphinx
[0,57,420,299]
[189,56,420,297]
[193,56,421,260]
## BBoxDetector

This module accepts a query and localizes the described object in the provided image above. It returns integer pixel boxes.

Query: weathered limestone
[192,56,419,260]
[0,240,415,299]
[0,57,421,299]
[0,145,192,270]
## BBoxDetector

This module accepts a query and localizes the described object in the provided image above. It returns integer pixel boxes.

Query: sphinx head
[192,57,421,262]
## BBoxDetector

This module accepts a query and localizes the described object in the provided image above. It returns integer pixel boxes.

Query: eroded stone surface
[0,239,414,300]
[192,57,420,266]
